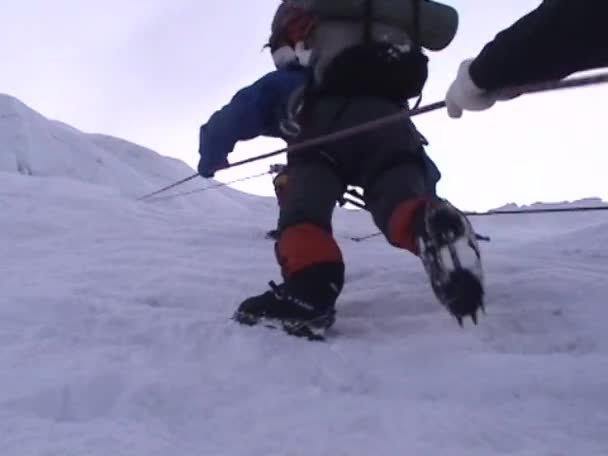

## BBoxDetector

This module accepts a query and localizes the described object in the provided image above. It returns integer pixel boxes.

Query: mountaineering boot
[233,262,344,341]
[233,282,336,340]
[414,199,484,325]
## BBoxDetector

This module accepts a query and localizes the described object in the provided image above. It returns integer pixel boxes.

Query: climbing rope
[137,174,199,201]
[143,171,272,202]
[138,71,608,202]
[350,204,608,242]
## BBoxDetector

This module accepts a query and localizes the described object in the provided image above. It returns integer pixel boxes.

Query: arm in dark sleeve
[469,0,608,91]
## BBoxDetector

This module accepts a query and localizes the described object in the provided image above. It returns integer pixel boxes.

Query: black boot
[415,199,485,325]
[233,262,344,340]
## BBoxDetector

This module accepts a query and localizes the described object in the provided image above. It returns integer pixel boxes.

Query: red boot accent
[276,223,343,278]
[388,198,430,254]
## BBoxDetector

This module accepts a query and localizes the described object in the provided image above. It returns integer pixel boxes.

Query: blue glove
[197,125,229,178]
[197,154,228,178]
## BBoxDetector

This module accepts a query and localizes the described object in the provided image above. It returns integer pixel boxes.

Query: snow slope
[2,170,608,456]
[2,97,608,455]
[0,93,261,211]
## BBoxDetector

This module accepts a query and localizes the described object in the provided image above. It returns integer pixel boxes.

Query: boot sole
[418,203,485,325]
[233,310,333,341]
[443,268,484,325]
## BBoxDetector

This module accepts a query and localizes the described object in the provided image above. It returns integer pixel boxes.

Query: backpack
[269,0,459,102]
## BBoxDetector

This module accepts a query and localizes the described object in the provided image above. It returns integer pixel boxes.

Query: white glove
[272,42,312,69]
[445,59,498,119]
[294,41,312,67]
[272,45,298,69]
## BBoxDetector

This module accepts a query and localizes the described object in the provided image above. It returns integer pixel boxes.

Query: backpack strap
[413,0,421,48]
[363,0,373,42]
[411,0,424,109]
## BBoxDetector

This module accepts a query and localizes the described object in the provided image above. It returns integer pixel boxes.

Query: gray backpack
[271,0,458,101]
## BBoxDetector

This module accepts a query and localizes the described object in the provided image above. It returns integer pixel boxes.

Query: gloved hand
[445,59,498,119]
[197,125,229,178]
[197,154,228,178]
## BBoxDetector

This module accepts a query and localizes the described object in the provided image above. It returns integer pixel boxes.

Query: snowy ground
[2,170,608,456]
[2,94,608,455]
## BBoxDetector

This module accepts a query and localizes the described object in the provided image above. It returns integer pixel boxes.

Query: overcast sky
[1,0,606,210]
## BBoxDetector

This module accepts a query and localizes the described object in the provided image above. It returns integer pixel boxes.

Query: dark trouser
[278,158,437,240]
[274,95,441,308]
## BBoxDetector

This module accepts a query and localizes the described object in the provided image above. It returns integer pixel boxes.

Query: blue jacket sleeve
[198,69,308,177]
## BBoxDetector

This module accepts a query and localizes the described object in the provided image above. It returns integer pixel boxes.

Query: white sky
[1,0,606,211]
